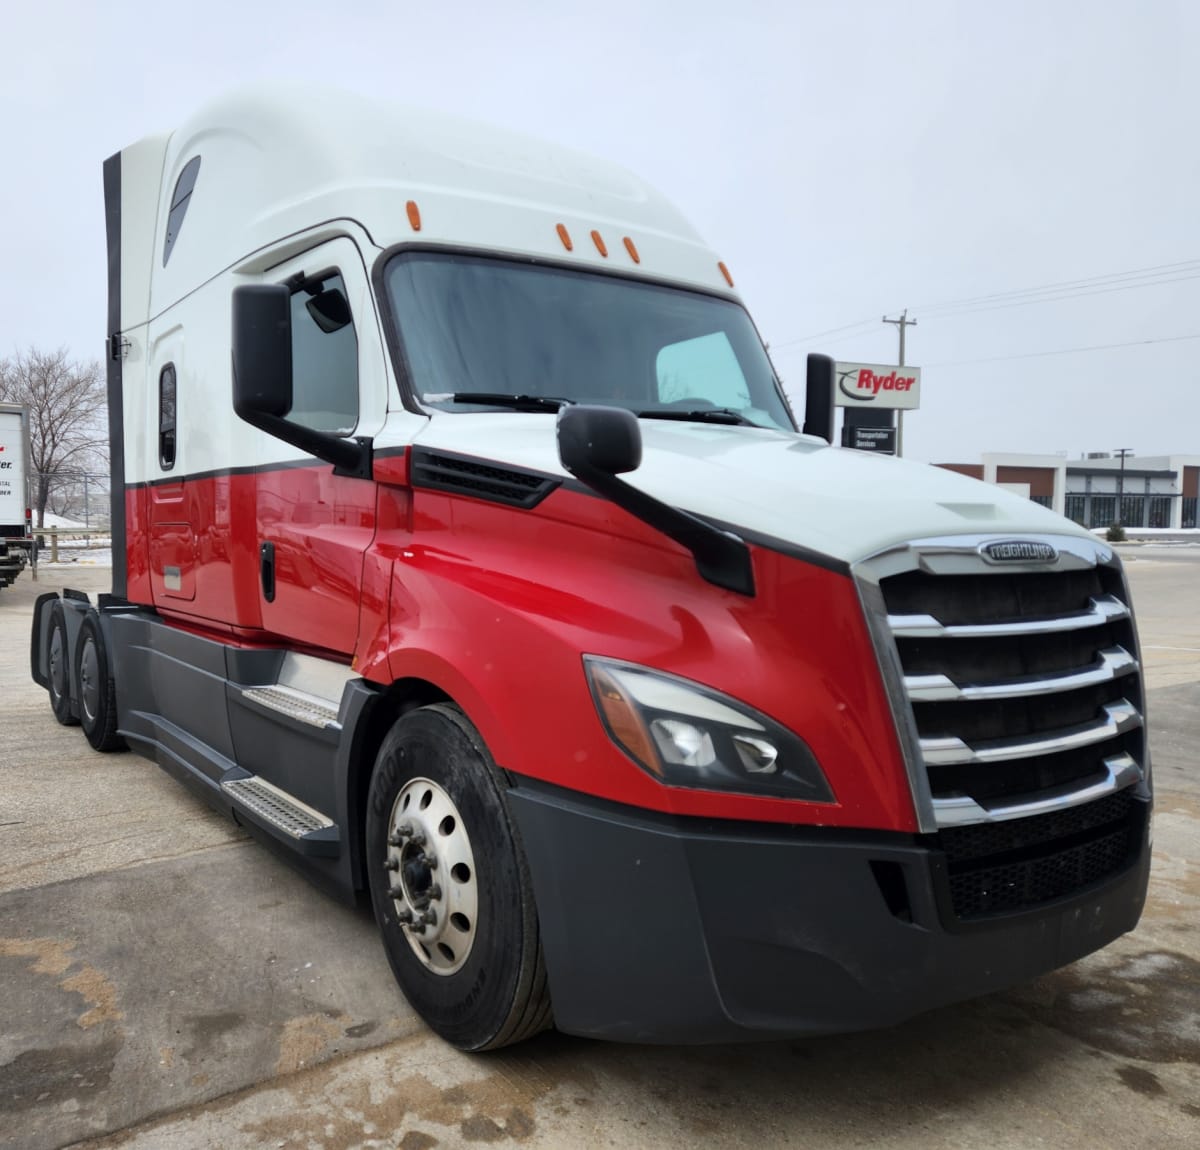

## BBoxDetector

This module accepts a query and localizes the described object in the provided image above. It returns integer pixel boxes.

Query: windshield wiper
[425,392,573,414]
[637,407,758,427]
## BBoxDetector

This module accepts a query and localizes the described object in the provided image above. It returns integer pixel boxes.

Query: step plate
[222,776,334,838]
[241,685,341,730]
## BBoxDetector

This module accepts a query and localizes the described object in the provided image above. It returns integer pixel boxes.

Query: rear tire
[47,602,78,726]
[74,615,125,752]
[365,704,552,1050]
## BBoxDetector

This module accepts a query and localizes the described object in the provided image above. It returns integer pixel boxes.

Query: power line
[771,316,879,350]
[771,256,1200,349]
[924,331,1200,369]
[913,257,1200,314]
[918,269,1200,320]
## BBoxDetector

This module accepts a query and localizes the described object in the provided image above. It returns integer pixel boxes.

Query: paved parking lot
[1,549,1197,1149]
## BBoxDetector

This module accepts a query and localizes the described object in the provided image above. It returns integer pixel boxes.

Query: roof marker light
[623,237,641,264]
[556,224,574,251]
[406,201,422,231]
[718,261,734,287]
[591,230,608,258]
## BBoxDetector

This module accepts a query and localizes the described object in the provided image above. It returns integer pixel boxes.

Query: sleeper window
[159,364,176,470]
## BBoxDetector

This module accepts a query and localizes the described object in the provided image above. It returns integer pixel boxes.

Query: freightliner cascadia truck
[0,403,32,588]
[31,88,1152,1051]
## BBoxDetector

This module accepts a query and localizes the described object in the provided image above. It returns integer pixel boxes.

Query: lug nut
[395,907,413,924]
[384,858,400,871]
[426,883,442,901]
[387,885,404,900]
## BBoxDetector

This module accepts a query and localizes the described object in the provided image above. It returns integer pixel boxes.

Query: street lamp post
[1115,448,1133,527]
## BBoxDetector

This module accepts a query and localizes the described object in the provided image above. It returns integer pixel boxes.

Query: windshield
[383,253,795,430]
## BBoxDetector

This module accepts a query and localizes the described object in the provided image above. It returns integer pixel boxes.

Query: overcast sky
[2,0,1197,463]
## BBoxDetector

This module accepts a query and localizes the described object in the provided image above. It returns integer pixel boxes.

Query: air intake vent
[411,448,560,508]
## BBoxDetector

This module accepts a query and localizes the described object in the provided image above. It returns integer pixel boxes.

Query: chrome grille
[855,533,1149,920]
[855,534,1148,832]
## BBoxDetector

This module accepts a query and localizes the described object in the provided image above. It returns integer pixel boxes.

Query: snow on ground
[38,546,112,568]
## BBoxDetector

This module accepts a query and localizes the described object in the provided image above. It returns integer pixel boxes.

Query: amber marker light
[591,230,608,257]
[556,223,574,251]
[406,201,422,231]
[718,261,734,287]
[587,663,661,776]
[623,236,641,264]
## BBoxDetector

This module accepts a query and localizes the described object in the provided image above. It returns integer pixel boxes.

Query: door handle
[260,541,276,602]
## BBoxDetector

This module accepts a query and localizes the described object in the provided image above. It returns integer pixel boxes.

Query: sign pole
[882,310,917,458]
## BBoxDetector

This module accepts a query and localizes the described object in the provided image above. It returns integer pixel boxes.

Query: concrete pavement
[1,552,1197,1149]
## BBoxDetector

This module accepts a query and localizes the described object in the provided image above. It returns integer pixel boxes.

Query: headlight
[584,656,833,801]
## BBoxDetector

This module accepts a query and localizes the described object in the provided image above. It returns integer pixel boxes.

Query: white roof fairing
[145,86,732,319]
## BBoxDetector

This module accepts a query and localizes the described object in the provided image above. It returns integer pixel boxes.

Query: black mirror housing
[557,405,642,476]
[232,284,293,420]
[803,353,834,444]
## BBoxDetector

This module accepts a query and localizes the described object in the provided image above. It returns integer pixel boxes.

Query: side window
[288,271,358,435]
[159,364,176,470]
[655,332,751,409]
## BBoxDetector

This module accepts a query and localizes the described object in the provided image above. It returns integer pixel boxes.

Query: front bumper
[508,779,1151,1043]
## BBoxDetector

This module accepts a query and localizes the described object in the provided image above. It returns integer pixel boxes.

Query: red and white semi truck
[31,88,1151,1050]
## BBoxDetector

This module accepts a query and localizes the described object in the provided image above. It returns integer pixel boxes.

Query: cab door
[254,237,386,656]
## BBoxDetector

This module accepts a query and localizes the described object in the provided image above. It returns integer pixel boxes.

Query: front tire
[365,704,551,1050]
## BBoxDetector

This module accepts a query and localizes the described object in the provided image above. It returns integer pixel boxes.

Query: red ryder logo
[833,361,921,409]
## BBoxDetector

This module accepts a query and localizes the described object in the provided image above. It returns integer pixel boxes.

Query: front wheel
[365,704,551,1050]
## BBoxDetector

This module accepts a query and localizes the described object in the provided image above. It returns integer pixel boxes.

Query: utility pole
[1114,447,1133,526]
[883,310,917,457]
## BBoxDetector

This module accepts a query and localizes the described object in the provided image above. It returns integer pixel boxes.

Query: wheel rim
[384,775,479,976]
[49,626,67,702]
[79,637,100,725]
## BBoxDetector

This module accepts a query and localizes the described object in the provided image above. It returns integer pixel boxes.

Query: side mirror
[230,284,372,479]
[232,284,293,420]
[556,404,754,596]
[802,353,834,444]
[557,405,642,477]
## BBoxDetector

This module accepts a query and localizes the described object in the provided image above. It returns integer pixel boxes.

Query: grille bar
[889,593,1128,639]
[920,699,1141,766]
[932,752,1140,826]
[905,646,1138,702]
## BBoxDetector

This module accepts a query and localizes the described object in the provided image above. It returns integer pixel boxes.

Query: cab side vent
[411,448,560,509]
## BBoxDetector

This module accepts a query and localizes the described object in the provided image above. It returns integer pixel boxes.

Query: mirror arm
[238,408,373,480]
[565,458,755,596]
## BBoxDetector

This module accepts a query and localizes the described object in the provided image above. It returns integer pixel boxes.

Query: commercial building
[937,453,1200,530]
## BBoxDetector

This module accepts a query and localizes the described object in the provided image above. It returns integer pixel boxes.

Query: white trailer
[0,403,31,587]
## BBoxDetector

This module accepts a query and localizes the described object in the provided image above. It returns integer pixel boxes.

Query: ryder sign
[834,362,921,409]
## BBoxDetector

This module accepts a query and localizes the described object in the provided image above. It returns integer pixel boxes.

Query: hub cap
[79,638,99,724]
[384,776,478,975]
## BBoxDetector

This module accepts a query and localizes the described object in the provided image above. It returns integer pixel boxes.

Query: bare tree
[0,348,108,527]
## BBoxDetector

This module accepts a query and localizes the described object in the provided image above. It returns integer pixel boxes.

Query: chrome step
[905,646,1138,702]
[889,594,1129,640]
[920,700,1142,766]
[222,776,334,838]
[932,753,1141,827]
[240,685,341,730]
